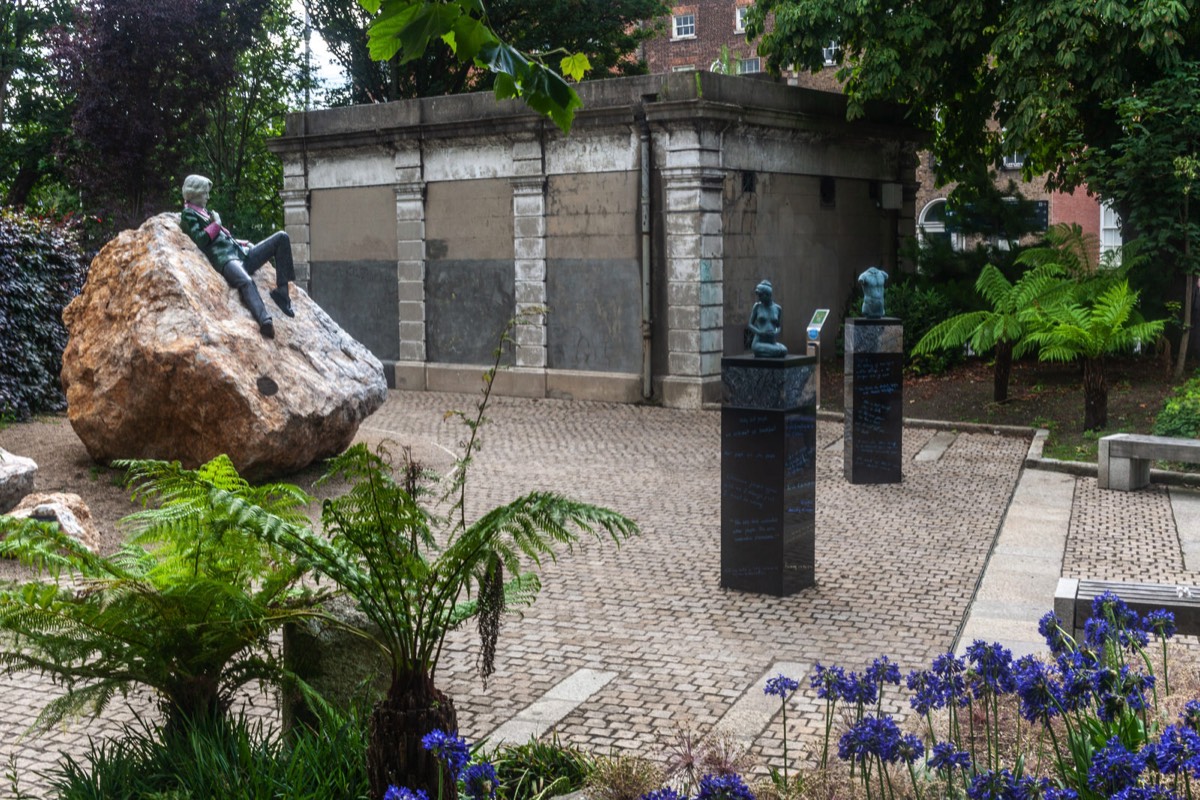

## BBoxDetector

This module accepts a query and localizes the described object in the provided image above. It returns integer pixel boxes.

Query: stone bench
[1097,433,1200,491]
[1055,577,1200,638]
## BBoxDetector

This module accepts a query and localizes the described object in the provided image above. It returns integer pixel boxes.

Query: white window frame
[672,13,696,39]
[822,40,840,66]
[1100,201,1122,265]
[737,57,761,74]
[918,198,962,252]
[735,6,749,32]
[1001,153,1025,170]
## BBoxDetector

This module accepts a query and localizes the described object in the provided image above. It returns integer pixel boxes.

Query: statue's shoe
[270,288,295,317]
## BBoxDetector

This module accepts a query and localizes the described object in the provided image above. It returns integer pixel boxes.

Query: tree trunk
[1083,357,1108,432]
[368,671,459,799]
[993,340,1013,403]
[162,674,228,739]
[1174,198,1192,379]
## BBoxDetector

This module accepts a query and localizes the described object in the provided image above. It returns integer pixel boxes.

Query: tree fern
[220,313,640,797]
[1021,279,1165,430]
[0,456,327,734]
[913,258,1071,401]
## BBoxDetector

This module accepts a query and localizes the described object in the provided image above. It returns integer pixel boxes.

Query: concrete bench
[1098,433,1200,491]
[1055,577,1200,638]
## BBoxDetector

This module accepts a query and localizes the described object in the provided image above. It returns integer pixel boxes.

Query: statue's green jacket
[181,206,246,271]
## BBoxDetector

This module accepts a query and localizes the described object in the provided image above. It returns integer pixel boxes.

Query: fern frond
[912,311,990,355]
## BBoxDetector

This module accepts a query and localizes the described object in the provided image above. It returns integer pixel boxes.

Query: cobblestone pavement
[1,390,1194,796]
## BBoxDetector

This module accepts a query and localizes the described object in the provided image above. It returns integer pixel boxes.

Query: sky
[291,0,344,91]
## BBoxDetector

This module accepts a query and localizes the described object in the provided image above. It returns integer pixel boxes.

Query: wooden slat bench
[1055,577,1200,638]
[1098,433,1200,491]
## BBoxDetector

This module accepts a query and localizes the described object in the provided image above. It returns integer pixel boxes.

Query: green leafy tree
[0,456,321,735]
[217,326,639,797]
[55,0,273,233]
[351,0,607,132]
[1082,62,1200,378]
[0,0,75,208]
[747,0,1199,200]
[190,0,316,242]
[310,0,663,107]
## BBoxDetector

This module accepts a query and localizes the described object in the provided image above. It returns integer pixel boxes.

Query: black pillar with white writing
[844,318,904,484]
[720,354,817,596]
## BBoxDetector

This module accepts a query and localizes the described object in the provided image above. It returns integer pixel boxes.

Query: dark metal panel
[310,260,399,361]
[546,259,643,373]
[426,260,515,365]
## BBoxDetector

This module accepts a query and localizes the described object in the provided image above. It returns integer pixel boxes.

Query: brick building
[640,0,1118,262]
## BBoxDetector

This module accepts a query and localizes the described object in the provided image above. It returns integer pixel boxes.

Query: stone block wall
[268,73,921,408]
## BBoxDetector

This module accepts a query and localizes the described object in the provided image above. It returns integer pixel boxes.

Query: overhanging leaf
[559,52,591,82]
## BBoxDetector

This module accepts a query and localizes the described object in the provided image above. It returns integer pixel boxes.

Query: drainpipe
[636,102,654,400]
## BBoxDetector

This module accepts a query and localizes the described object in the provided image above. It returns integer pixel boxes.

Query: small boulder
[5,492,100,552]
[61,214,387,478]
[0,449,37,513]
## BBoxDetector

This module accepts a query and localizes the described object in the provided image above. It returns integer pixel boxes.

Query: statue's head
[182,174,213,206]
[756,279,774,301]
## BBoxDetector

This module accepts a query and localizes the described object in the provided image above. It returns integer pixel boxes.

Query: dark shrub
[0,208,88,420]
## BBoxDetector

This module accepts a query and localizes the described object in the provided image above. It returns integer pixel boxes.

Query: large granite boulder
[61,213,387,478]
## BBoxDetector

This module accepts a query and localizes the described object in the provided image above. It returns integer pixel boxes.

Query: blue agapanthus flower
[1111,786,1183,800]
[640,789,686,800]
[1148,724,1200,774]
[421,729,471,779]
[1089,592,1149,649]
[841,670,879,705]
[1039,610,1071,655]
[694,772,756,800]
[1092,591,1140,628]
[1087,736,1146,794]
[1042,788,1079,800]
[1143,609,1177,639]
[810,663,849,701]
[966,640,1017,696]
[866,655,902,688]
[895,733,924,764]
[1055,651,1097,710]
[930,652,970,706]
[1183,700,1200,733]
[967,768,1016,800]
[383,787,430,800]
[764,673,799,699]
[1014,654,1063,722]
[906,668,937,714]
[837,714,902,764]
[461,762,497,800]
[927,741,971,772]
[1013,775,1053,800]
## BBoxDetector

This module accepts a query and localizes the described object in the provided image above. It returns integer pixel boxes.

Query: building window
[735,6,749,32]
[1002,153,1025,170]
[822,41,840,66]
[737,57,761,74]
[918,198,961,251]
[1101,201,1122,264]
[673,13,696,38]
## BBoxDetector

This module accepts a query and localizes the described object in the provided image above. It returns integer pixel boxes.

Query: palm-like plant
[0,455,321,735]
[913,259,1074,402]
[1021,278,1165,431]
[214,328,640,798]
